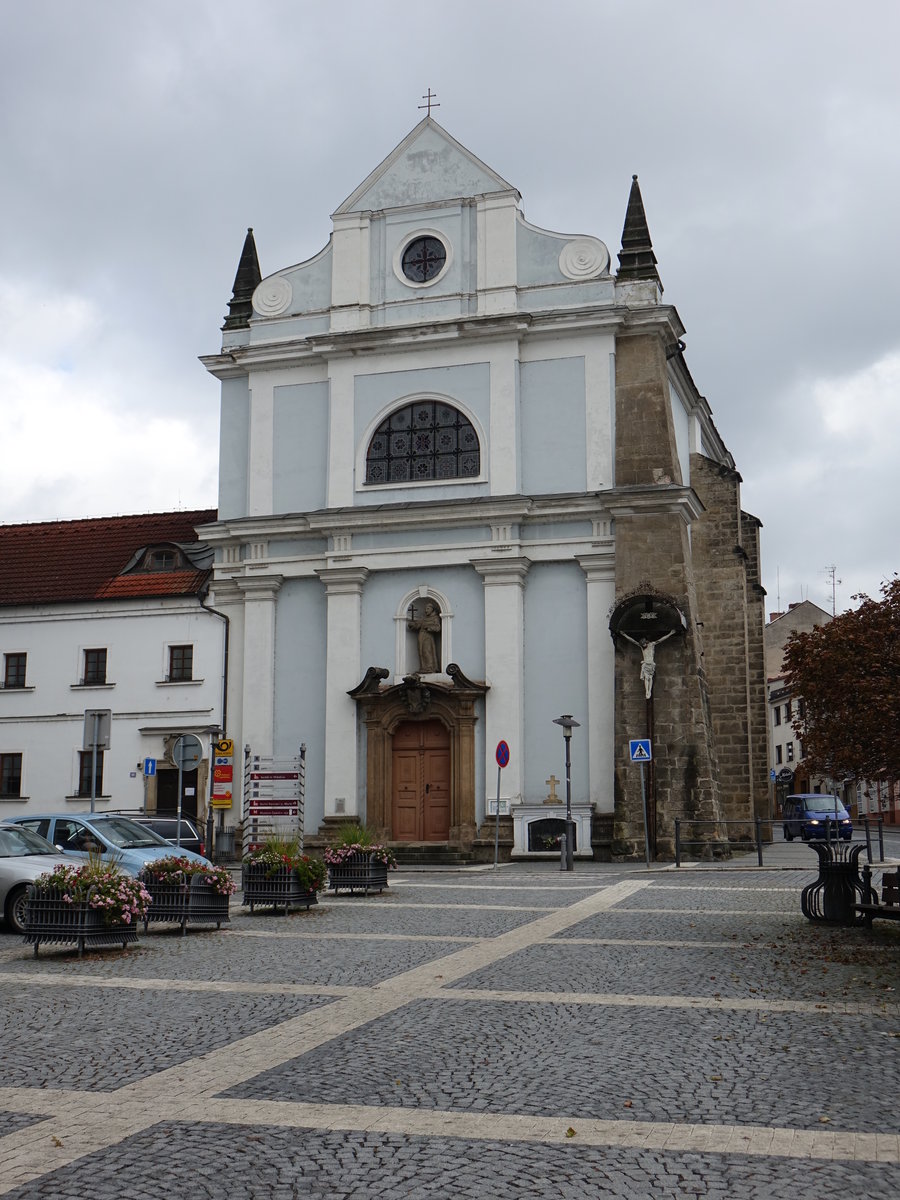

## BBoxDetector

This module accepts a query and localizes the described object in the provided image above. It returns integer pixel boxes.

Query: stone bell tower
[609,177,727,859]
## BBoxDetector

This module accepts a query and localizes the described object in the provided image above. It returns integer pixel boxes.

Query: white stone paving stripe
[1,971,895,1019]
[390,882,623,891]
[0,1091,894,1167]
[647,884,805,893]
[612,906,807,918]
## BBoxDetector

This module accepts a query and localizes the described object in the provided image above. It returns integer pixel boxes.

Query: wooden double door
[391,720,450,842]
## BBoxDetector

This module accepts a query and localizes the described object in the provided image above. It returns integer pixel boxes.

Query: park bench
[856,866,900,928]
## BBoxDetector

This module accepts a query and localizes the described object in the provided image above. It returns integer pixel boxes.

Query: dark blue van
[782,794,852,841]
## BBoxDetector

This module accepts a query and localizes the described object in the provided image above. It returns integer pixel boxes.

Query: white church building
[200,117,767,860]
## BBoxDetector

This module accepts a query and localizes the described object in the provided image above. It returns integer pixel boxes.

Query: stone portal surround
[0,871,897,1195]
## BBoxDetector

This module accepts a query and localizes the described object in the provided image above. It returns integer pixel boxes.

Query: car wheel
[783,826,793,841]
[6,885,28,935]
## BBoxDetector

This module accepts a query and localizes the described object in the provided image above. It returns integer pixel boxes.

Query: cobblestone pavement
[0,862,897,1198]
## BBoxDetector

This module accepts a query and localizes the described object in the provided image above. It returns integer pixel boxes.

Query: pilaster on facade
[327,359,357,509]
[487,342,520,496]
[576,553,616,812]
[246,379,275,516]
[316,566,370,818]
[234,575,283,757]
[472,556,530,805]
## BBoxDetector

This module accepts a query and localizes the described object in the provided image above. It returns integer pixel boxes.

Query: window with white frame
[168,645,193,682]
[82,648,107,685]
[365,400,480,485]
[2,653,26,689]
[77,750,104,797]
[0,753,22,797]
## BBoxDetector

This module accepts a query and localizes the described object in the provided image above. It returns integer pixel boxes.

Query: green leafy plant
[244,835,326,891]
[324,823,397,869]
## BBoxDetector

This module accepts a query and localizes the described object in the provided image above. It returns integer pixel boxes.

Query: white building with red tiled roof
[0,510,226,826]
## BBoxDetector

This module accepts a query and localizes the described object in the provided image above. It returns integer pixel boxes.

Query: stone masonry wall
[689,457,767,831]
[613,334,723,859]
[741,510,769,819]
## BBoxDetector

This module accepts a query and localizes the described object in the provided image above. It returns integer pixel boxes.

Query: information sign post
[629,739,653,866]
[172,734,203,847]
[83,709,111,814]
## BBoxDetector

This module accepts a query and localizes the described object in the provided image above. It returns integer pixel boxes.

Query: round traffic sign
[495,740,510,768]
[173,733,204,770]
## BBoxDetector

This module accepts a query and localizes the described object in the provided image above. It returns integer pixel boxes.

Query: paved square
[0,862,897,1198]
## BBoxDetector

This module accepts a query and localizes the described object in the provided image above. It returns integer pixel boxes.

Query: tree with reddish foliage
[782,577,900,782]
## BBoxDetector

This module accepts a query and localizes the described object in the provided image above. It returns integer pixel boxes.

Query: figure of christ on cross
[619,628,676,699]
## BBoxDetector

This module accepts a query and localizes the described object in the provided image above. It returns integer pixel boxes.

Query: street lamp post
[552,714,580,872]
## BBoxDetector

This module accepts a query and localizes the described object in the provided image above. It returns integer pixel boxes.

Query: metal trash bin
[214,826,236,862]
[800,841,867,924]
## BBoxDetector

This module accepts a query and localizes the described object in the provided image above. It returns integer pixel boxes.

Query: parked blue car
[782,794,852,842]
[7,813,210,875]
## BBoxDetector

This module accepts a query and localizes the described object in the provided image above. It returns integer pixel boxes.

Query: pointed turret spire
[616,176,661,287]
[222,228,262,331]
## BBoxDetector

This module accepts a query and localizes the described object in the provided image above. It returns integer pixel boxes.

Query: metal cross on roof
[418,88,439,117]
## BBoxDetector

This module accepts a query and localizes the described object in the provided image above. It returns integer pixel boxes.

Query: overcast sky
[2,0,898,618]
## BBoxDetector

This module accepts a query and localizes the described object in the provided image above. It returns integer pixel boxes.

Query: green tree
[782,577,900,781]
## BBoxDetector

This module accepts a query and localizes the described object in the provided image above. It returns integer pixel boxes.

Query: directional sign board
[211,738,234,808]
[629,739,652,763]
[143,758,157,777]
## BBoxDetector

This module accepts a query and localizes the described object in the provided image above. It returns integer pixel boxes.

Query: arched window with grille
[364,399,480,485]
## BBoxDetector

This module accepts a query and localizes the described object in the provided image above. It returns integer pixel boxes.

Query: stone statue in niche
[407,600,442,674]
[620,629,676,699]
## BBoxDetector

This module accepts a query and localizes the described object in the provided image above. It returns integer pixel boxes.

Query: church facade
[200,118,767,859]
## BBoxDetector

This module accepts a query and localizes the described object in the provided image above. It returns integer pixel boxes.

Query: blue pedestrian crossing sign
[629,739,652,763]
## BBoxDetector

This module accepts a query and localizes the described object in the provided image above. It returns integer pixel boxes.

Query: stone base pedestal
[511,803,595,858]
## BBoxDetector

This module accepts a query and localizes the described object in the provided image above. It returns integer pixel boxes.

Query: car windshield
[0,825,59,857]
[90,816,170,848]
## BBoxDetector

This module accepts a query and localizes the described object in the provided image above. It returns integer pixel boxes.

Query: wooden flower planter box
[141,875,231,934]
[241,863,319,915]
[327,852,389,895]
[24,887,139,958]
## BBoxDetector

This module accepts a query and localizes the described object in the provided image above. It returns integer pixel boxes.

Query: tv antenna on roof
[824,565,841,615]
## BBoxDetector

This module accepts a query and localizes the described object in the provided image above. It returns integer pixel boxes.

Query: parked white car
[0,823,78,934]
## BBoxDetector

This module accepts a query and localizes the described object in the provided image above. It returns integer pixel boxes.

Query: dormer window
[142,547,182,572]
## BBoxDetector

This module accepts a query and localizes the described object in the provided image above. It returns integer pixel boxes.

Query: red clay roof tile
[0,510,217,606]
